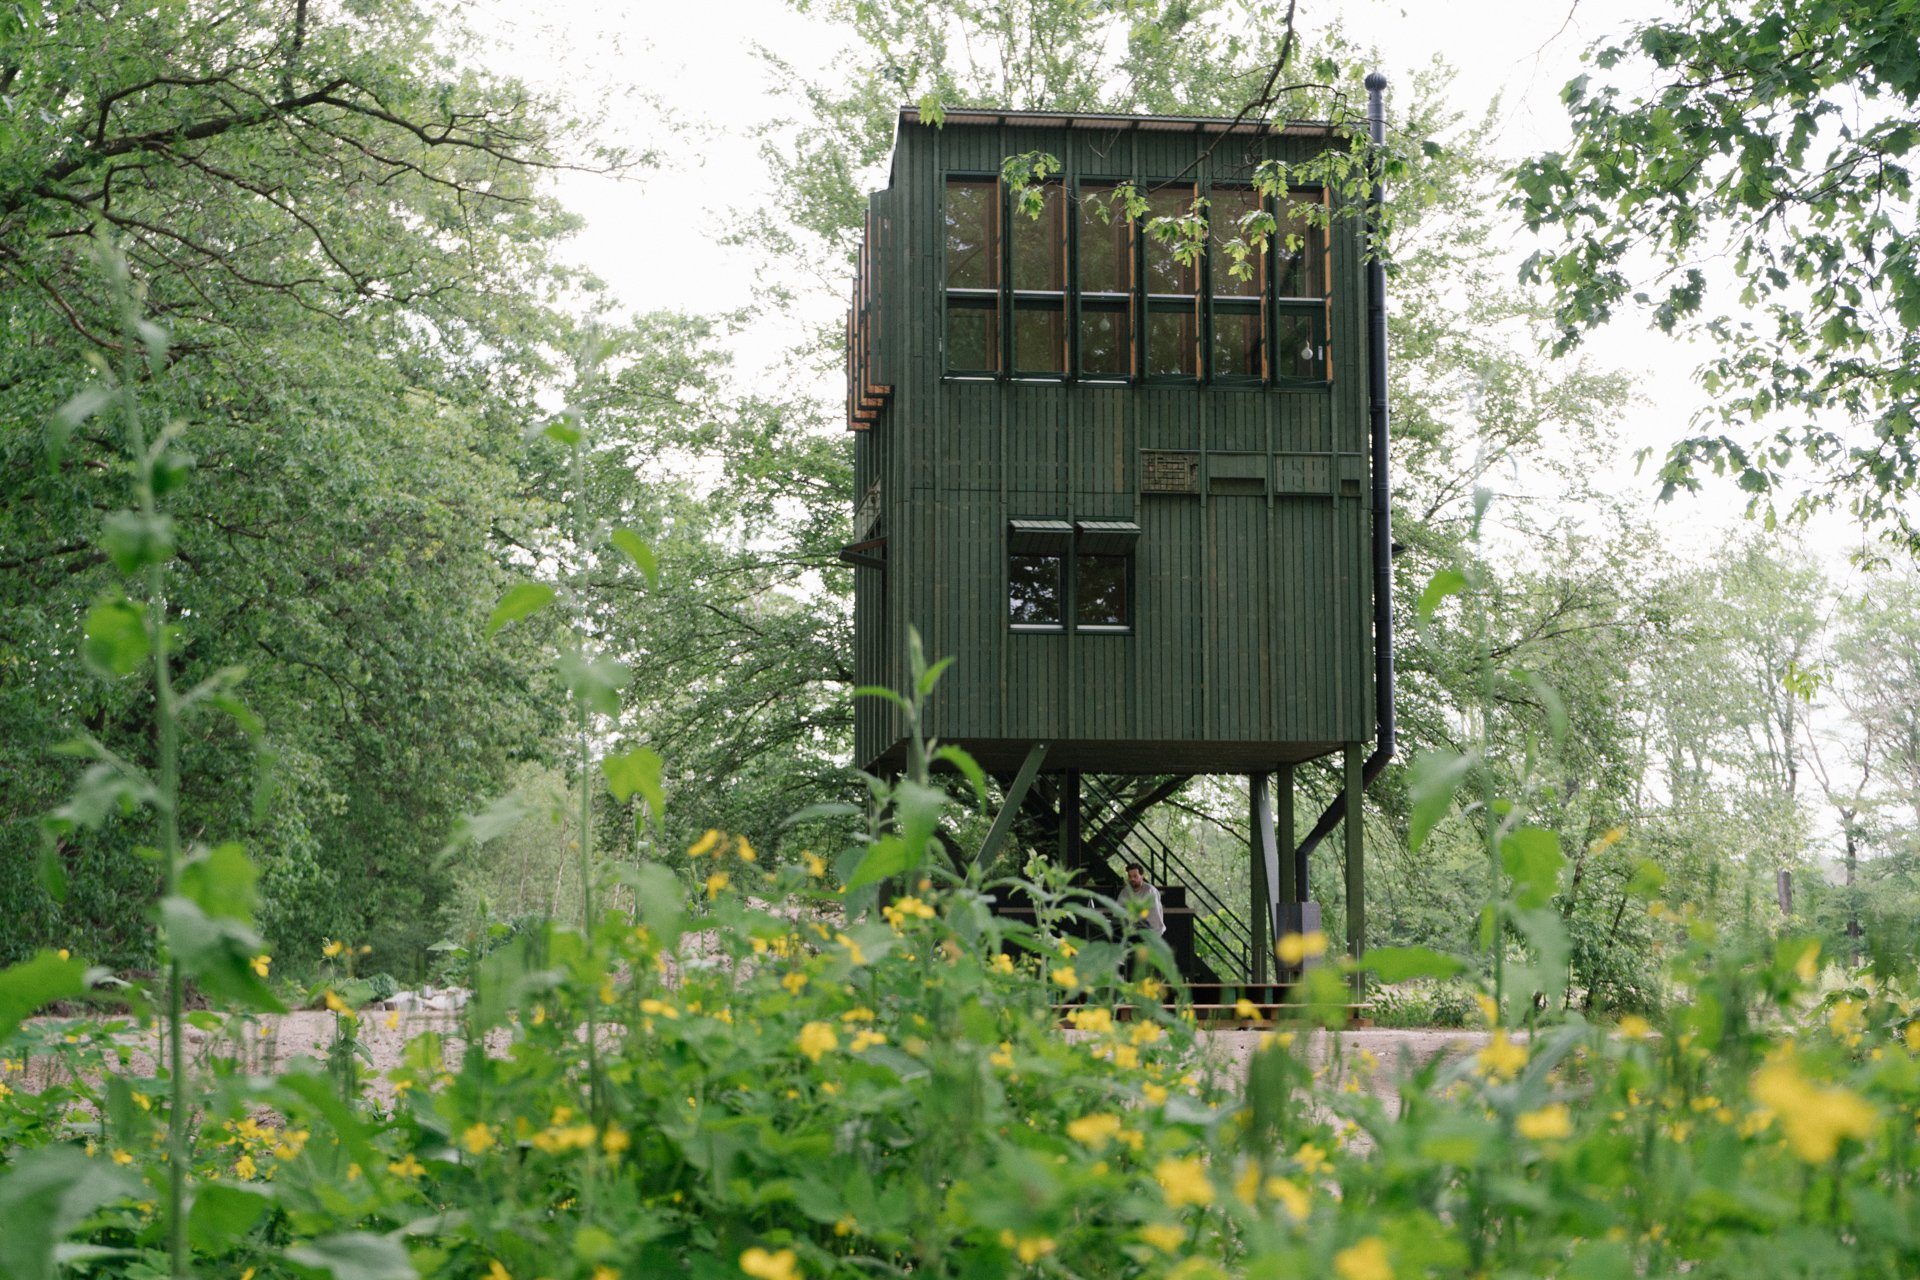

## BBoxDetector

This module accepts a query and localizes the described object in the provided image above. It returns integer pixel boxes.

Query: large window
[945,177,1000,374]
[1009,520,1138,632]
[944,175,1330,386]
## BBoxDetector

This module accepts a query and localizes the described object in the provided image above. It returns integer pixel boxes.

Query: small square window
[1009,554,1065,626]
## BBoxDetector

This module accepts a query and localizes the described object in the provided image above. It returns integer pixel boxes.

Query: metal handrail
[1082,777,1254,979]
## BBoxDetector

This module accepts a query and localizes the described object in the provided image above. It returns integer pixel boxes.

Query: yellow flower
[1829,999,1865,1041]
[1051,966,1079,988]
[739,1246,799,1280]
[1233,1160,1260,1205]
[323,990,354,1017]
[322,939,345,958]
[991,953,1015,975]
[1794,942,1821,983]
[1067,1006,1112,1034]
[736,835,756,862]
[1130,1021,1163,1046]
[782,972,809,995]
[1474,992,1500,1027]
[1333,1236,1393,1280]
[1058,938,1079,958]
[384,1010,400,1030]
[1616,1014,1653,1041]
[233,1153,257,1180]
[689,829,722,857]
[486,1262,511,1280]
[1234,997,1259,1019]
[1294,1142,1331,1175]
[388,1153,425,1178]
[593,1267,619,1280]
[797,1021,838,1062]
[639,998,679,1020]
[1750,1059,1877,1162]
[602,1125,631,1158]
[1476,1030,1528,1081]
[111,1150,134,1166]
[706,871,731,899]
[1066,1113,1122,1149]
[1019,1235,1056,1264]
[849,1029,887,1053]
[990,1041,1016,1069]
[834,1215,856,1236]
[836,933,867,965]
[1275,931,1329,966]
[1155,1156,1213,1208]
[803,851,827,878]
[1141,1082,1169,1105]
[461,1123,496,1155]
[1905,1021,1920,1054]
[1112,1045,1140,1069]
[1265,1176,1310,1221]
[250,954,271,978]
[1516,1103,1572,1141]
[1139,1222,1185,1253]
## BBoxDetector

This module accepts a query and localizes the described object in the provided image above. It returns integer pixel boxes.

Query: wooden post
[1059,770,1082,872]
[1343,744,1365,1001]
[1250,773,1274,988]
[1277,762,1297,904]
[976,743,1048,875]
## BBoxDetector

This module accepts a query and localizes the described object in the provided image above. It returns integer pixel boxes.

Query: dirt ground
[19,1012,1490,1109]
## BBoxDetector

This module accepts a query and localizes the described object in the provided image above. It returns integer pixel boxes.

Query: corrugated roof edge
[898,105,1338,136]
[881,105,1344,189]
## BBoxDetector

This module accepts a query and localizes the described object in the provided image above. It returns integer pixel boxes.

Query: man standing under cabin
[1119,862,1165,938]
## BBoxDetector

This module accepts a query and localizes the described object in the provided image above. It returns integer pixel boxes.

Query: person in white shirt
[1118,862,1165,937]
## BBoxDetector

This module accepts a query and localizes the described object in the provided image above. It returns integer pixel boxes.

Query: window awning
[1009,519,1074,556]
[1075,519,1141,555]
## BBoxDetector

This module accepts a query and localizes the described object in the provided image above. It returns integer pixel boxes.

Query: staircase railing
[1081,777,1255,984]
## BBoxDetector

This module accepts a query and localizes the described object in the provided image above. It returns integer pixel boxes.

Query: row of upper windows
[945,177,1331,385]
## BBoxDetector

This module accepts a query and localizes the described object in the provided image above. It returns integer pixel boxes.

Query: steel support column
[1343,744,1366,1000]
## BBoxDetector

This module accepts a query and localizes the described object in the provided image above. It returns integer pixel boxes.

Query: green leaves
[0,1148,141,1280]
[610,528,658,587]
[486,583,556,637]
[284,1232,417,1280]
[1499,827,1567,910]
[0,950,94,1043]
[81,597,148,678]
[188,1181,275,1255]
[159,894,283,1012]
[602,746,665,823]
[99,511,175,575]
[1407,749,1476,851]
[558,650,630,716]
[1362,945,1468,983]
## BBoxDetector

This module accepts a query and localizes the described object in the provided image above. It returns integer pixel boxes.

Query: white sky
[453,0,1879,577]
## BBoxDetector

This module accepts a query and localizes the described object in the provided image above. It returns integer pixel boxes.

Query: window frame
[1007,519,1140,635]
[943,173,1004,378]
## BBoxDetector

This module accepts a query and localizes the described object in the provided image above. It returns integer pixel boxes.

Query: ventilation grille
[1141,450,1200,495]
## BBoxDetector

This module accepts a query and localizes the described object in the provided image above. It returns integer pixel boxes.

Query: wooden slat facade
[851,112,1376,775]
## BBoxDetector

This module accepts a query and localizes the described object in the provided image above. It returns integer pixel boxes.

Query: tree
[1513,0,1920,538]
[0,0,641,970]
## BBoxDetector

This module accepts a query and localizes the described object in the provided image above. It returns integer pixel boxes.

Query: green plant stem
[1475,565,1504,1015]
[572,421,603,1127]
[116,271,190,1279]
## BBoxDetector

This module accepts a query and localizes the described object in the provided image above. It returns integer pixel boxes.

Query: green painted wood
[1344,742,1365,999]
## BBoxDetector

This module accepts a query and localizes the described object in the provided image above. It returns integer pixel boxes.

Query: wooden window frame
[944,174,1003,377]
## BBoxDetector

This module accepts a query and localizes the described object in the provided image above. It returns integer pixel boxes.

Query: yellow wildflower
[322,939,345,958]
[1059,939,1079,958]
[849,1029,887,1053]
[834,1215,856,1237]
[639,998,679,1020]
[1616,1014,1653,1041]
[739,1246,799,1280]
[782,972,809,995]
[689,829,722,857]
[486,1263,511,1280]
[1066,1113,1122,1149]
[1067,1007,1112,1034]
[836,933,867,965]
[736,835,756,862]
[991,953,1015,975]
[1141,1082,1169,1105]
[384,1011,400,1030]
[111,1150,134,1166]
[1051,966,1080,989]
[1333,1236,1393,1280]
[1750,1058,1877,1162]
[1233,1160,1260,1205]
[1476,1030,1528,1081]
[1829,999,1865,1042]
[461,1123,496,1155]
[1234,997,1259,1019]
[1113,1045,1140,1069]
[797,1021,838,1062]
[1474,993,1500,1027]
[840,1006,875,1023]
[990,1041,1016,1069]
[250,954,271,978]
[1130,1021,1163,1046]
[1275,931,1329,966]
[1905,1021,1920,1053]
[706,871,730,899]
[803,851,827,878]
[1155,1156,1213,1208]
[323,990,354,1017]
[1794,942,1821,983]
[593,1267,619,1280]
[388,1153,425,1178]
[1294,1142,1331,1175]
[1139,1222,1185,1253]
[1007,1234,1055,1264]
[1516,1103,1572,1141]
[602,1126,630,1158]
[233,1153,257,1180]
[1266,1176,1310,1221]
